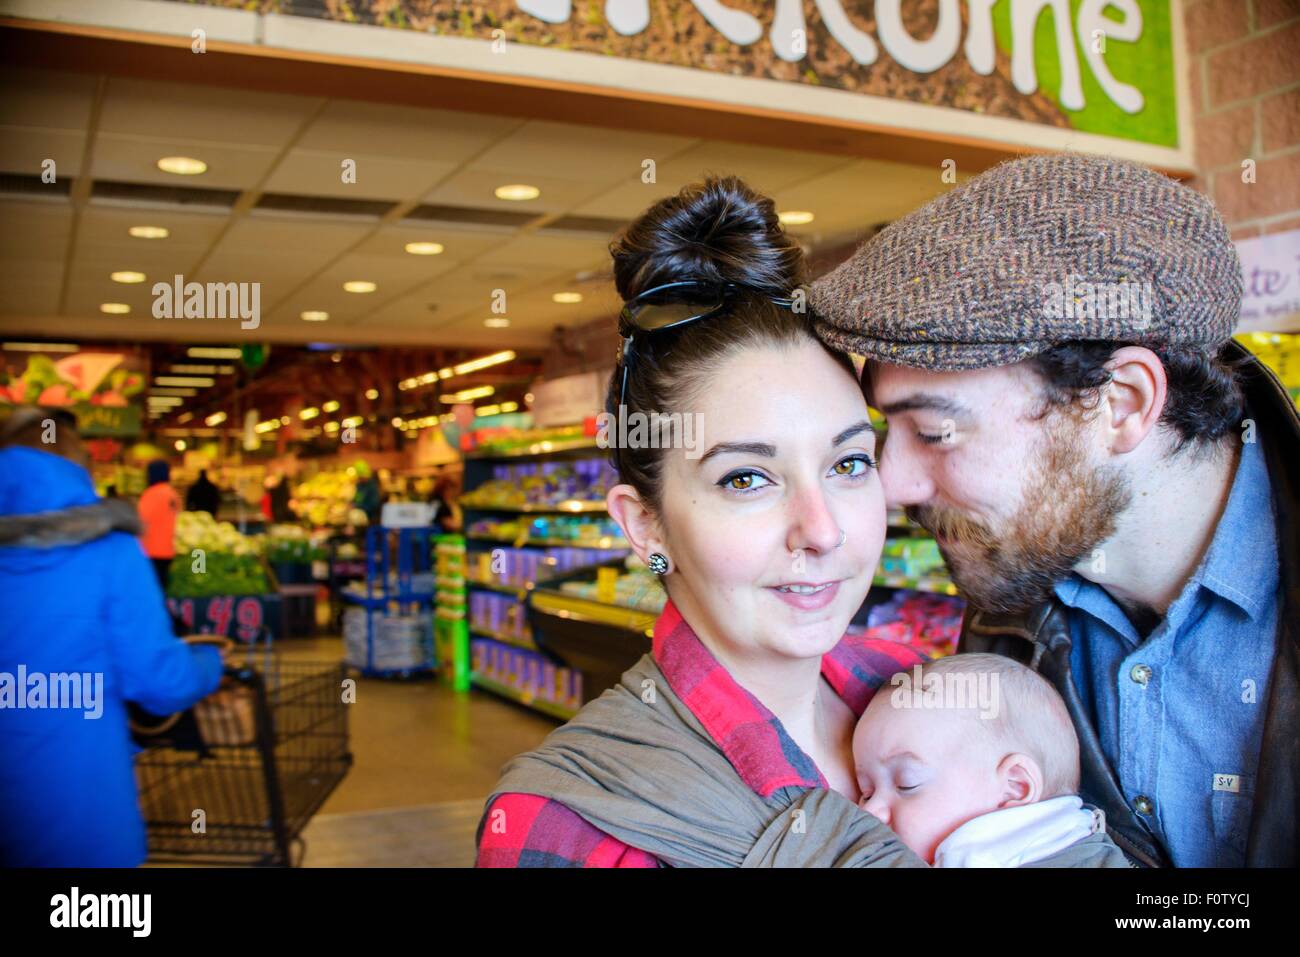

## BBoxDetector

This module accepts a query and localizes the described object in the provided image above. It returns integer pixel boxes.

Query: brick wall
[1186,0,1300,239]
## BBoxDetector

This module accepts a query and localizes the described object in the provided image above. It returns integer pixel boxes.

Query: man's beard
[906,415,1132,615]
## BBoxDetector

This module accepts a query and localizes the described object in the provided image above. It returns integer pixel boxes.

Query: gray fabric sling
[485,652,926,868]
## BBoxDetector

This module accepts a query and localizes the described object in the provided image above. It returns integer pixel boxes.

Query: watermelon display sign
[0,349,146,436]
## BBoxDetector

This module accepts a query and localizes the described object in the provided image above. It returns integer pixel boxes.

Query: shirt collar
[650,598,922,798]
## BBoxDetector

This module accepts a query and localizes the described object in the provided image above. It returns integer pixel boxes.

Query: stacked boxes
[471,638,582,712]
[469,546,626,588]
[469,592,531,643]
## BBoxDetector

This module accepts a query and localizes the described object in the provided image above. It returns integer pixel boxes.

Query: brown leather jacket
[958,342,1299,867]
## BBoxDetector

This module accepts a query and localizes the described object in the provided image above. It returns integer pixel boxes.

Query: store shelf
[467,533,628,550]
[458,500,607,514]
[530,589,657,635]
[873,573,959,596]
[464,437,599,460]
[466,577,531,597]
[469,626,537,650]
[470,673,577,720]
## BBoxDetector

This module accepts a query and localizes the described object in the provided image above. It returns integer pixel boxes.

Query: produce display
[291,469,362,526]
[260,523,327,565]
[460,457,617,509]
[167,511,269,597]
[465,424,589,457]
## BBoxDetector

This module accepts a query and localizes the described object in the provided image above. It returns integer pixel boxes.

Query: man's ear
[1101,346,1167,455]
[995,752,1042,809]
[605,483,665,564]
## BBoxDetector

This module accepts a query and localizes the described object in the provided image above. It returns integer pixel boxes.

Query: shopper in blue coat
[0,408,223,866]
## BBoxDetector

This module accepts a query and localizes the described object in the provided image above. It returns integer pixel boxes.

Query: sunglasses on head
[614,280,797,412]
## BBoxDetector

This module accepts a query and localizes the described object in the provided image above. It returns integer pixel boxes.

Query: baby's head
[853,653,1080,864]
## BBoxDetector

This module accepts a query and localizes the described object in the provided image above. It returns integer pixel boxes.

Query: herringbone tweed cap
[809,152,1243,371]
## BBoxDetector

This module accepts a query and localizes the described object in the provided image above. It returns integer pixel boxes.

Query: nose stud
[834,529,846,549]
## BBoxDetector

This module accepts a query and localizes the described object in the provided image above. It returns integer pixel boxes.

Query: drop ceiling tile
[474,232,612,272]
[0,68,99,130]
[91,134,281,191]
[470,120,697,184]
[98,78,319,147]
[0,201,73,258]
[423,169,604,214]
[353,223,507,262]
[78,205,228,252]
[296,101,520,162]
[261,150,458,201]
[0,127,88,178]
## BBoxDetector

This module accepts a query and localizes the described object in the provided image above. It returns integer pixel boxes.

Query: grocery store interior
[3,2,1297,868]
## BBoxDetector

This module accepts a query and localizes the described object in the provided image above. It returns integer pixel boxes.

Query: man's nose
[878,436,936,508]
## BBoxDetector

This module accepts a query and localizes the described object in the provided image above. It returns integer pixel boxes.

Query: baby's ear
[995,752,1042,808]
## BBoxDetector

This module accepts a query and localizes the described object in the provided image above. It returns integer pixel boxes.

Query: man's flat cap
[809,152,1242,371]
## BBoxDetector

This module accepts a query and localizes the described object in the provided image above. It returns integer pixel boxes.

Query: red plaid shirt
[476,600,926,867]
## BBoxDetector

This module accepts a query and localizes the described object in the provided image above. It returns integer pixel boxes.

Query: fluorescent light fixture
[177,412,194,424]
[149,387,198,397]
[552,292,583,303]
[148,397,183,407]
[186,347,241,359]
[154,376,214,387]
[322,400,340,413]
[404,242,444,256]
[3,342,79,352]
[205,412,227,427]
[111,271,146,284]
[169,364,218,374]
[341,416,363,428]
[129,226,169,239]
[452,350,515,376]
[157,156,207,175]
[324,421,340,432]
[441,385,495,404]
[500,401,519,413]
[475,403,502,417]
[300,407,320,420]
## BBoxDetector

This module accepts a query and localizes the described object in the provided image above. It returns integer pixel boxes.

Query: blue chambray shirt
[1053,436,1280,868]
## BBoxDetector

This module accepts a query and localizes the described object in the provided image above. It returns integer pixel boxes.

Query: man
[138,458,179,592]
[185,468,220,517]
[809,152,1297,868]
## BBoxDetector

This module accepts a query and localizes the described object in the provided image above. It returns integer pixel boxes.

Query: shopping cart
[132,636,352,866]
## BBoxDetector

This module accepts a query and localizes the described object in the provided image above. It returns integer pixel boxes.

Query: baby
[854,652,1130,867]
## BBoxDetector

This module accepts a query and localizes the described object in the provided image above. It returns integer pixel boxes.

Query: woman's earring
[647,552,670,576]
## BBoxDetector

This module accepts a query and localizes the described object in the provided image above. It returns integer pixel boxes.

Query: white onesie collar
[933,795,1103,867]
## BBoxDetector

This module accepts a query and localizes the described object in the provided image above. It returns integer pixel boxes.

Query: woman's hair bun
[609,175,805,302]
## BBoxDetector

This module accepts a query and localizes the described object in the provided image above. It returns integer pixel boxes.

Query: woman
[475,176,926,867]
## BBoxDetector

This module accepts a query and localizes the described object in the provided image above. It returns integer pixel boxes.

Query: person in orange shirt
[137,459,179,592]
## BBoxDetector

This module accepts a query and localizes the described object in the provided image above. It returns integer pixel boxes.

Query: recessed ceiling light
[552,292,583,304]
[343,281,376,294]
[129,225,169,239]
[484,317,511,328]
[187,347,241,359]
[301,310,330,321]
[100,303,130,315]
[322,400,340,413]
[280,416,291,425]
[111,271,146,284]
[405,242,444,256]
[494,184,540,201]
[157,156,207,176]
[778,210,815,226]
[365,388,379,400]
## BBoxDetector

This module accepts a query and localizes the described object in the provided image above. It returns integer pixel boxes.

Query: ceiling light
[405,242,444,256]
[157,156,207,176]
[205,412,227,427]
[147,396,183,406]
[177,412,193,424]
[154,376,214,387]
[129,226,169,239]
[342,416,363,428]
[300,407,320,420]
[494,184,540,201]
[778,210,815,225]
[500,401,519,413]
[3,342,79,352]
[100,303,130,315]
[452,350,515,376]
[169,364,218,374]
[280,415,291,425]
[324,421,340,432]
[301,311,329,322]
[174,440,187,451]
[484,317,510,328]
[364,388,379,400]
[441,385,495,404]
[343,281,376,294]
[552,292,583,303]
[149,387,198,397]
[111,271,146,284]
[187,347,242,359]
[391,417,404,428]
[322,400,340,413]
[475,403,502,417]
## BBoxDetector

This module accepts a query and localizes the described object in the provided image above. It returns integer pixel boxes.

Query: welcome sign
[177,0,1180,148]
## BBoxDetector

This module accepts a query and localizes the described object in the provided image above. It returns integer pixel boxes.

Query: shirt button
[1134,795,1154,815]
[1130,664,1153,686]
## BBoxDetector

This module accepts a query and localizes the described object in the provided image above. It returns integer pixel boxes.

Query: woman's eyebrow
[698,441,777,465]
[832,420,874,446]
